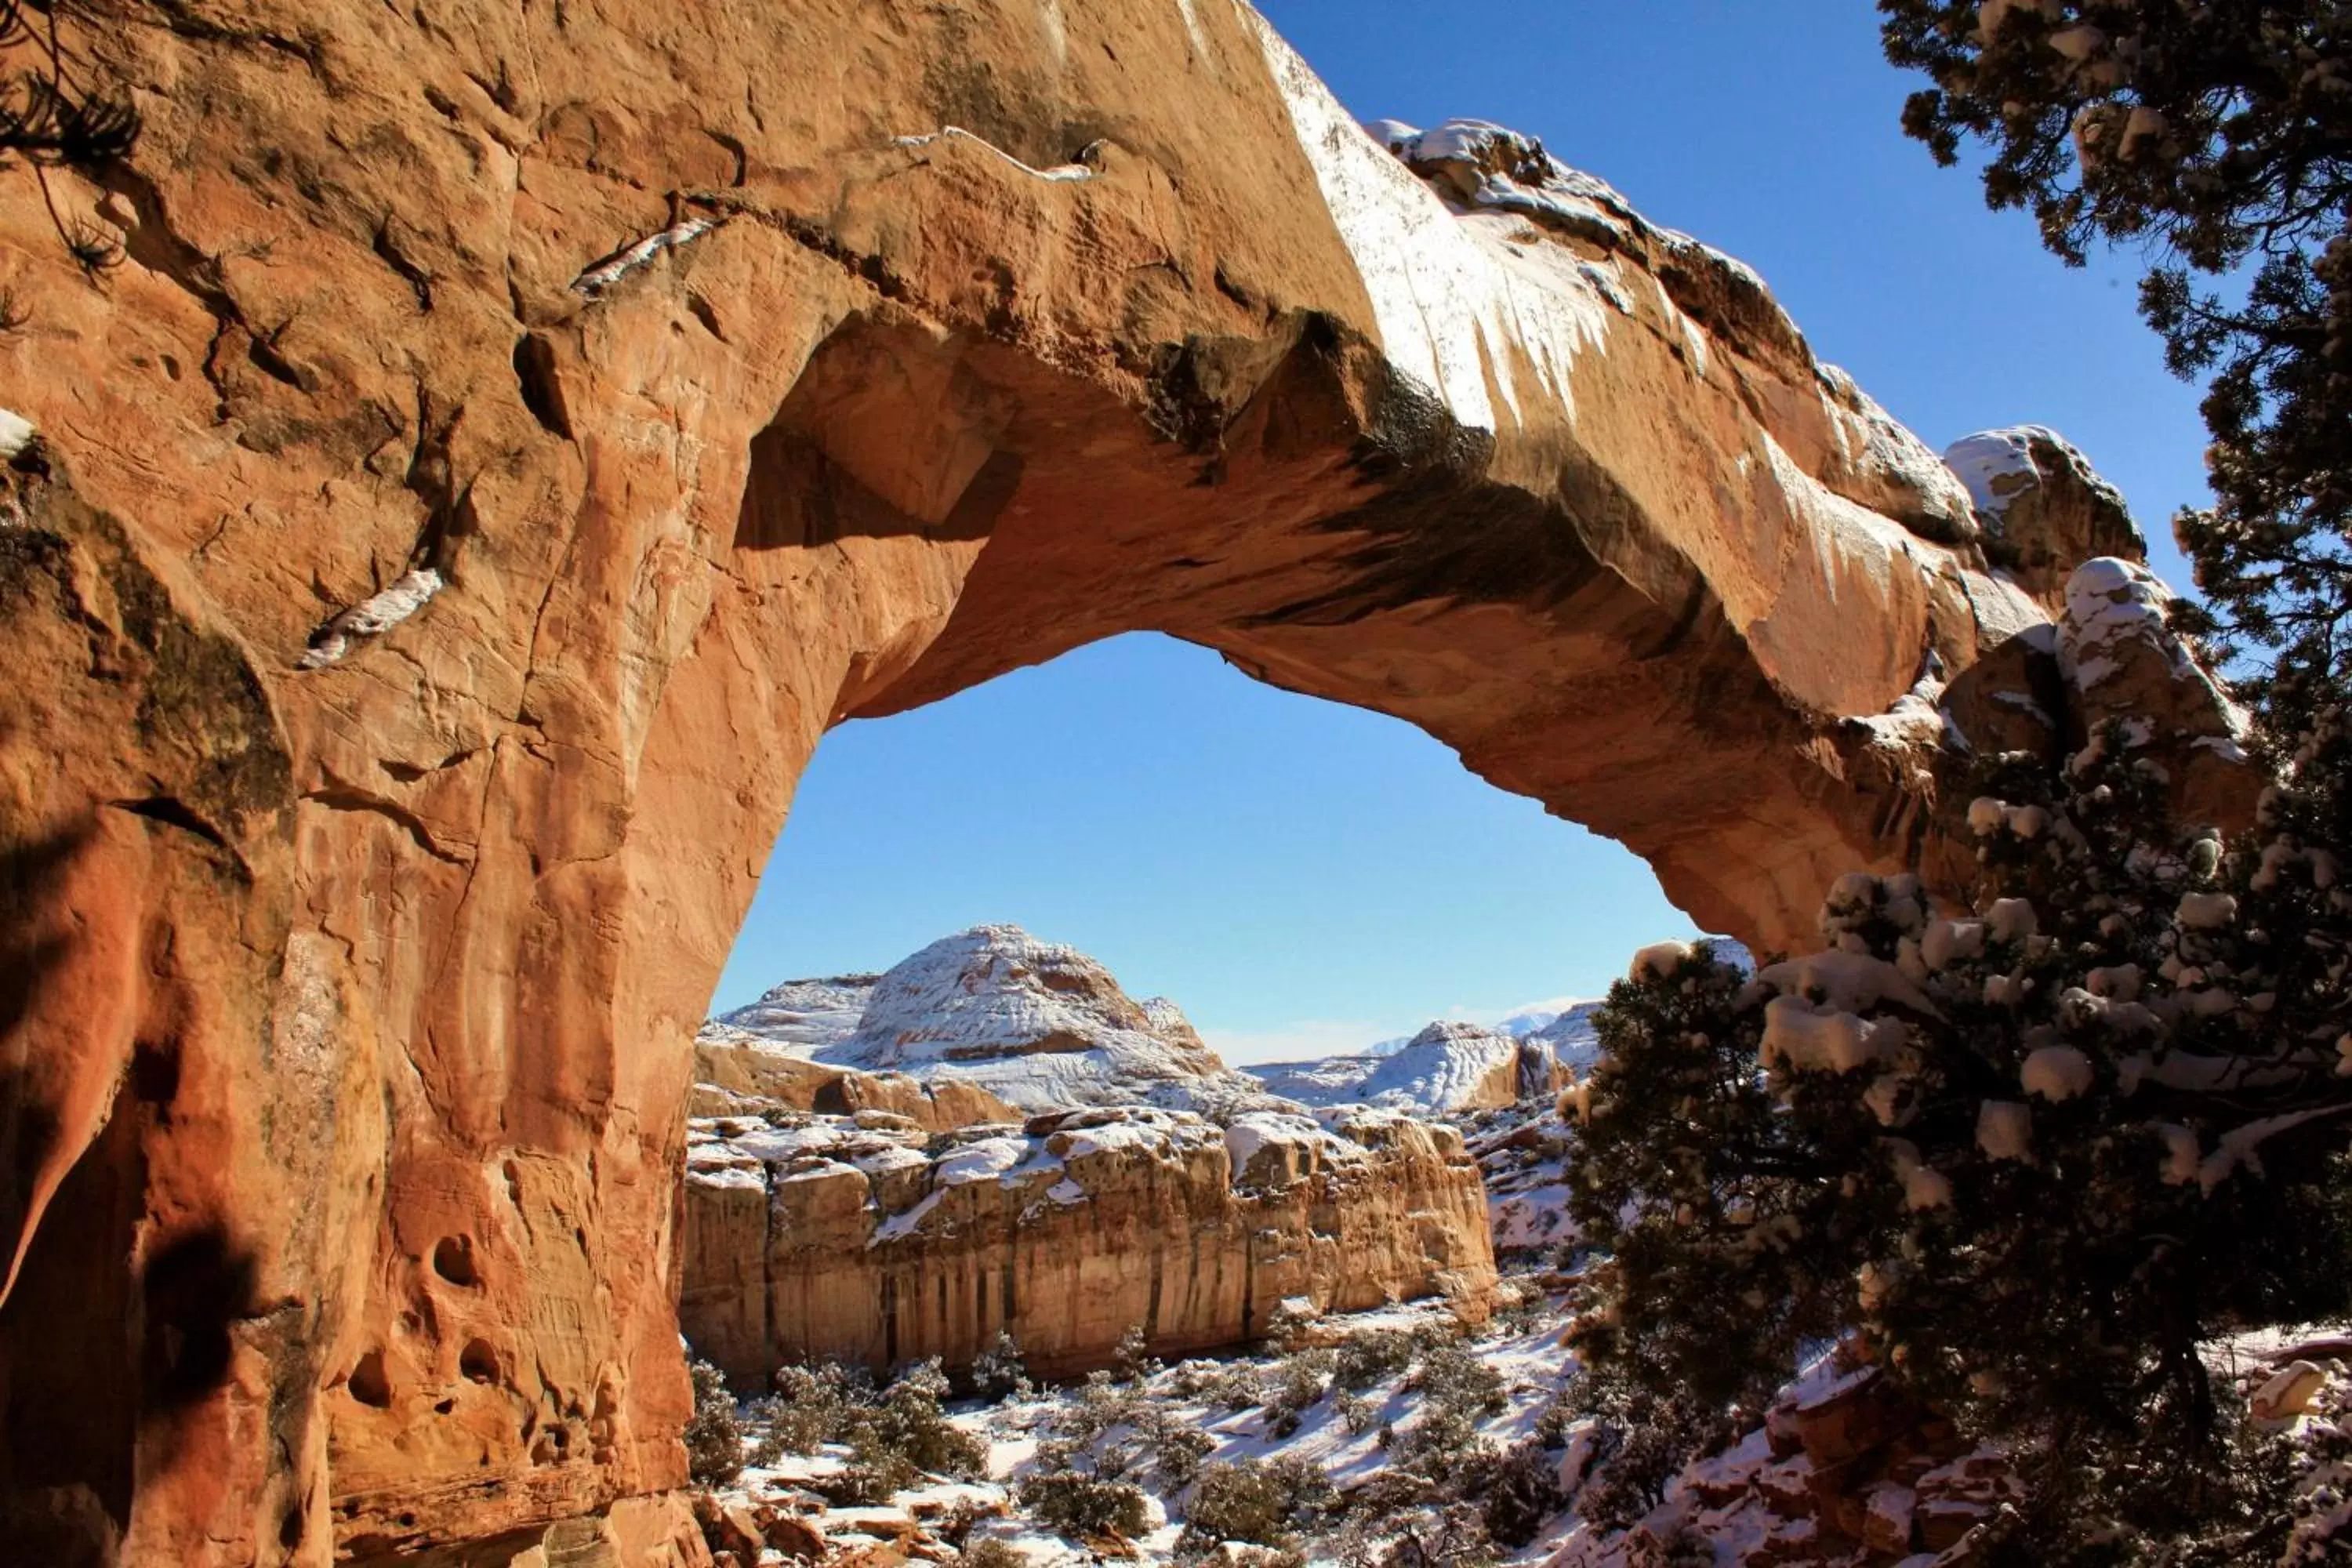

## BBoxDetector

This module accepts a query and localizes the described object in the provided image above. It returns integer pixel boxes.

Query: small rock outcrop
[680,1105,1496,1387]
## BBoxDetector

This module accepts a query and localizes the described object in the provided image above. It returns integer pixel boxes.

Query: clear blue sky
[709,1,2212,1062]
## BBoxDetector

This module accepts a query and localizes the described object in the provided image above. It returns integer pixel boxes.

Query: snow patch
[299,568,443,669]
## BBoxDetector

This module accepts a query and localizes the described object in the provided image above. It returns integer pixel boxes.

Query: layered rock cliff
[679,1105,1496,1388]
[0,1,2211,1562]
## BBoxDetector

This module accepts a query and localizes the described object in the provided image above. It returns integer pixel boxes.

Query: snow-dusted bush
[757,1362,873,1457]
[1569,715,2352,1557]
[1112,1323,1161,1385]
[968,1330,1032,1403]
[960,1541,1028,1568]
[1174,1455,1334,1557]
[1015,1470,1150,1541]
[750,1357,982,1502]
[1331,1328,1416,1392]
[1261,1348,1336,1438]
[683,1358,745,1486]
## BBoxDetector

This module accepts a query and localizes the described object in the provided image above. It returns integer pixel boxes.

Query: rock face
[678,1106,1495,1388]
[1244,1019,1526,1114]
[0,2,2214,1563]
[689,1038,1022,1131]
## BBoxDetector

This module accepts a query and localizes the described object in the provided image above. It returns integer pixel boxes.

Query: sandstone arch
[0,2,2133,1562]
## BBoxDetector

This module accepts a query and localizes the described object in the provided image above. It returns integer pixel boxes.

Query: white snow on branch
[2020,1044,2093,1102]
[1976,1099,2033,1162]
[891,126,1098,183]
[299,568,442,670]
[571,217,719,297]
[2197,1105,2352,1194]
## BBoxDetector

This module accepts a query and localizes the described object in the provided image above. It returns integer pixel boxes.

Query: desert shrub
[1332,1329,1415,1392]
[1262,1348,1335,1438]
[960,1541,1028,1568]
[1409,1343,1507,1425]
[1328,1479,1493,1568]
[1016,1470,1150,1540]
[1457,1440,1566,1548]
[762,1362,873,1455]
[1335,1391,1379,1436]
[752,1357,982,1503]
[1112,1324,1161,1385]
[881,1360,985,1469]
[1175,1455,1334,1557]
[683,1358,745,1486]
[969,1330,1032,1403]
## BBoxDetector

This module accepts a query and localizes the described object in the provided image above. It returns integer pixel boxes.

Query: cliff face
[0,1,2198,1563]
[678,1107,1497,1388]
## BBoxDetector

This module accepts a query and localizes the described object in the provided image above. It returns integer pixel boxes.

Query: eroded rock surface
[0,2,2215,1562]
[679,1106,1495,1388]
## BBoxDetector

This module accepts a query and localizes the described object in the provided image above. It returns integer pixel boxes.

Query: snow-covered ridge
[708,925,1278,1116]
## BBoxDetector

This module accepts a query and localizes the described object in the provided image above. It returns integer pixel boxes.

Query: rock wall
[678,1108,1496,1387]
[690,1039,1022,1131]
[0,0,2190,1562]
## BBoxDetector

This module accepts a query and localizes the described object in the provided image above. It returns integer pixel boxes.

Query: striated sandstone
[0,1,2214,1560]
[678,1106,1495,1387]
[689,1039,1021,1133]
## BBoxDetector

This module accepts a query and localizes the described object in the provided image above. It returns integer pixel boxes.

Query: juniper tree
[1568,712,2352,1561]
[1879,0,2352,724]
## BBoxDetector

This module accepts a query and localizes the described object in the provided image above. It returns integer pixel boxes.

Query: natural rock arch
[0,2,2147,1563]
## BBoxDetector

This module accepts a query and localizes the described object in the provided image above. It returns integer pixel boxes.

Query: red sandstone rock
[677,1105,1494,1384]
[0,2,2209,1561]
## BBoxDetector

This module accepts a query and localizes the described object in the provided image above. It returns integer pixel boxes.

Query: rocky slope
[710,926,1279,1115]
[679,1105,1497,1388]
[0,0,2240,1557]
[1245,1020,1529,1114]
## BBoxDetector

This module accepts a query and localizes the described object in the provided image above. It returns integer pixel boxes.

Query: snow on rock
[1942,426,2077,518]
[299,568,443,669]
[710,974,876,1048]
[2060,555,2183,692]
[0,406,35,461]
[719,925,1270,1115]
[1242,1019,1523,1115]
[679,1104,1496,1382]
[1629,940,1694,982]
[1247,29,1617,433]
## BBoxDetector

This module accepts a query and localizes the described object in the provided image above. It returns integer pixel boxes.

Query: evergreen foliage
[683,1358,745,1486]
[1878,1,2352,720]
[1567,713,2352,1559]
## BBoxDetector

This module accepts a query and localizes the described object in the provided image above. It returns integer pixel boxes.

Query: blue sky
[709,1,2212,1062]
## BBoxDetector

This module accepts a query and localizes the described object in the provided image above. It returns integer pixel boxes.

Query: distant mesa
[708,924,1623,1118]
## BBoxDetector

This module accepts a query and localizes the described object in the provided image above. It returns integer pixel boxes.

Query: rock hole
[431,1235,480,1287]
[501,1159,524,1209]
[433,1398,455,1414]
[685,292,726,342]
[347,1350,391,1408]
[460,1338,499,1384]
[512,332,574,441]
[160,353,181,381]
